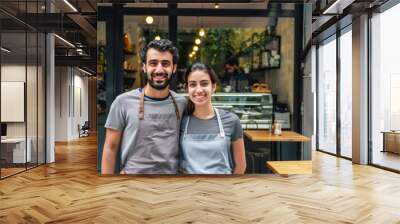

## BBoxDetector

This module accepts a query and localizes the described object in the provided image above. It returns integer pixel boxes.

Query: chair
[78,121,90,138]
[245,148,272,174]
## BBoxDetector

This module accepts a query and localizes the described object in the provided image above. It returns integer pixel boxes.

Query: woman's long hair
[184,62,219,115]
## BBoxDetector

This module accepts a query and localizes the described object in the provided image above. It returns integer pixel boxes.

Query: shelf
[240,119,272,124]
[123,69,137,73]
[123,49,136,55]
[252,66,280,73]
[213,102,261,106]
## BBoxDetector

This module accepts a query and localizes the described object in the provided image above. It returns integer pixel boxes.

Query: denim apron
[122,90,180,174]
[180,108,233,174]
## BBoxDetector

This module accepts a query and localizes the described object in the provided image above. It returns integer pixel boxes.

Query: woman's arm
[231,138,246,174]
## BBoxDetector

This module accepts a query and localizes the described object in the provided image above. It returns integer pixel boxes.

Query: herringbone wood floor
[1,134,400,223]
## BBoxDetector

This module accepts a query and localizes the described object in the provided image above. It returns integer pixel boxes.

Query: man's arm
[101,128,122,174]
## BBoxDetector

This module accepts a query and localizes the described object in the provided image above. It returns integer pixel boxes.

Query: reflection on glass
[340,29,352,158]
[318,37,337,154]
[371,3,400,171]
[27,31,38,169]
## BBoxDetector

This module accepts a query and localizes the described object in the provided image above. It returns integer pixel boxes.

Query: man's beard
[146,71,171,90]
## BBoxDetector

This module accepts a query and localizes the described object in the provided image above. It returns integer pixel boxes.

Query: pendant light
[199,28,205,37]
[198,3,205,37]
[145,2,154,24]
[146,16,154,24]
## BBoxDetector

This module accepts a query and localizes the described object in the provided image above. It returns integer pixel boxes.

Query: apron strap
[169,91,180,120]
[139,90,145,120]
[215,108,226,137]
[183,115,191,137]
[138,89,180,120]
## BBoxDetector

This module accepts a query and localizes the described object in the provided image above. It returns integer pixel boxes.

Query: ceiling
[1,0,388,69]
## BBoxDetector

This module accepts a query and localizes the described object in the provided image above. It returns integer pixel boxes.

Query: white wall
[1,65,41,137]
[1,63,46,164]
[55,67,68,141]
[54,67,89,141]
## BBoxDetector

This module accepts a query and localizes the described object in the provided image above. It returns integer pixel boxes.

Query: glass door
[339,27,352,159]
[370,3,400,171]
[317,36,337,155]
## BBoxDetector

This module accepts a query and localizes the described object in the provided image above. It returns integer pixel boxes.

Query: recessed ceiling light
[63,0,78,12]
[54,34,75,48]
[1,47,11,53]
[78,67,93,76]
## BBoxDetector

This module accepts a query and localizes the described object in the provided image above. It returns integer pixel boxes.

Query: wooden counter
[244,130,311,142]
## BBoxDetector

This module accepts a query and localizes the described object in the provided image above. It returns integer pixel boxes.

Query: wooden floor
[1,135,400,223]
[372,150,400,171]
[1,167,26,178]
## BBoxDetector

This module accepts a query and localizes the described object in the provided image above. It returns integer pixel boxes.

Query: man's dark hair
[225,55,239,66]
[140,39,179,65]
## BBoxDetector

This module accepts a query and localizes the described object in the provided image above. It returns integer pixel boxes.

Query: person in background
[101,39,186,174]
[220,56,254,92]
[180,62,246,174]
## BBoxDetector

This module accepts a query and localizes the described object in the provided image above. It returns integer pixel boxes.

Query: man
[101,39,186,174]
[220,56,254,92]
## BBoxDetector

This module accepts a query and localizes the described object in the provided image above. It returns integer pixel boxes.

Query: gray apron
[122,90,180,174]
[180,108,233,174]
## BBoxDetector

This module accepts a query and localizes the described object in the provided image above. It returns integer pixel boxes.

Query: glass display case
[180,93,273,129]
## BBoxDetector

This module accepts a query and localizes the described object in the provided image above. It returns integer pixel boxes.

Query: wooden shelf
[123,49,136,55]
[123,69,137,73]
[252,66,280,73]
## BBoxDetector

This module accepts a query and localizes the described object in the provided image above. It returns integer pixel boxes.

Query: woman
[180,62,246,174]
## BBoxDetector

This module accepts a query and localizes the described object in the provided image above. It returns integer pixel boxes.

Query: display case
[180,93,273,129]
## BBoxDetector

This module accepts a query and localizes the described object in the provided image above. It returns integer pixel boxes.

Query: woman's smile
[192,93,208,102]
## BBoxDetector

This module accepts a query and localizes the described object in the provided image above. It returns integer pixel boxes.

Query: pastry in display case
[179,93,273,129]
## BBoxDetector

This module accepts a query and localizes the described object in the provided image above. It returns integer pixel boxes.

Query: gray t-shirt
[105,89,186,166]
[180,109,243,141]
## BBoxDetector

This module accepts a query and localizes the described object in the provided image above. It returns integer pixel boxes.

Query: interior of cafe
[96,2,311,173]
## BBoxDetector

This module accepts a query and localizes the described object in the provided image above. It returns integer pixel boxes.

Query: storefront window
[371,3,400,171]
[317,36,337,155]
